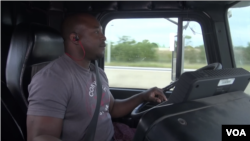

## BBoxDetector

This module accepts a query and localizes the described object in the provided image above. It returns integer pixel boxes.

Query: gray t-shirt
[27,54,114,141]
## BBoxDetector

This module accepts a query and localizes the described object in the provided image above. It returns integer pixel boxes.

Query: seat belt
[83,60,103,141]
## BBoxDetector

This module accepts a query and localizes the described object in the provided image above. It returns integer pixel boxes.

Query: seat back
[6,23,64,113]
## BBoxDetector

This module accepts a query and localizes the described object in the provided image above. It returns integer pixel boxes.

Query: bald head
[61,13,106,62]
[61,13,97,41]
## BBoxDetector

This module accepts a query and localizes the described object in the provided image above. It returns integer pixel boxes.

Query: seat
[1,81,26,141]
[5,22,64,113]
[1,1,49,83]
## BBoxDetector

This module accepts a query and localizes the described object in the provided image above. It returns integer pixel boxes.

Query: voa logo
[226,129,246,136]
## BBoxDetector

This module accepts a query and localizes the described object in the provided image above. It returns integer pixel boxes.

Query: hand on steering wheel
[141,87,168,103]
[131,62,222,119]
[131,87,168,119]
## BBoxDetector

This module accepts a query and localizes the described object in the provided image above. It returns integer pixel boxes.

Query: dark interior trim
[176,16,183,79]
[224,1,241,68]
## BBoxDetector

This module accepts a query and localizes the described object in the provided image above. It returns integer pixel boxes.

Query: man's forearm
[110,93,145,118]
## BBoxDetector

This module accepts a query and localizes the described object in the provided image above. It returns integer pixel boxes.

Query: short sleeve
[27,70,70,119]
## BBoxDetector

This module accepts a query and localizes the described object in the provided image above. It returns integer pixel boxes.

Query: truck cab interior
[1,1,250,141]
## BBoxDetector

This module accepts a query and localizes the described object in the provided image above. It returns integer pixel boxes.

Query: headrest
[7,23,64,67]
[7,23,64,66]
[29,23,64,65]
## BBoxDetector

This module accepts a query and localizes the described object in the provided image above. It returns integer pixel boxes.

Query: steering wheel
[131,62,222,119]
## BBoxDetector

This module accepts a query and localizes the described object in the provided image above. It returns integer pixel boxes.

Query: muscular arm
[109,87,167,118]
[109,92,144,118]
[26,69,70,141]
[27,115,63,141]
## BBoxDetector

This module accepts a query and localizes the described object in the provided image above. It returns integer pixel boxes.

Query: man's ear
[69,33,79,44]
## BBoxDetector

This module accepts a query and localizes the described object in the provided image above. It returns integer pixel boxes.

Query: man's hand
[109,87,168,118]
[141,87,168,103]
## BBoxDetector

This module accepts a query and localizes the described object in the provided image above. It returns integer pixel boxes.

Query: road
[105,66,174,89]
[104,66,250,95]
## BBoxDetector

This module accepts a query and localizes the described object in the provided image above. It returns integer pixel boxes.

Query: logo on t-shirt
[88,80,110,117]
[89,81,108,97]
[89,81,97,97]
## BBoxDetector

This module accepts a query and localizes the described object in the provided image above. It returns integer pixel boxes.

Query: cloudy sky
[228,6,250,47]
[105,5,250,48]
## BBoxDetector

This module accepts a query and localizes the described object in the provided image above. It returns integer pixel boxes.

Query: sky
[228,6,250,47]
[105,5,250,48]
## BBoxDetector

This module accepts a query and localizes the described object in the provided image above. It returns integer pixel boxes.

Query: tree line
[233,42,250,66]
[105,36,250,65]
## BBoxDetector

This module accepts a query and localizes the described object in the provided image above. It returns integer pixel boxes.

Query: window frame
[225,1,249,68]
[98,10,219,90]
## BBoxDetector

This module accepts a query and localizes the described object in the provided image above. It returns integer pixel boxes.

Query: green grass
[105,61,250,71]
[237,65,250,71]
[105,62,205,69]
[106,62,172,68]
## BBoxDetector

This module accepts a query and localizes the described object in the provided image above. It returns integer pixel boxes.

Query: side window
[104,18,206,89]
[227,2,250,95]
[183,21,207,71]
